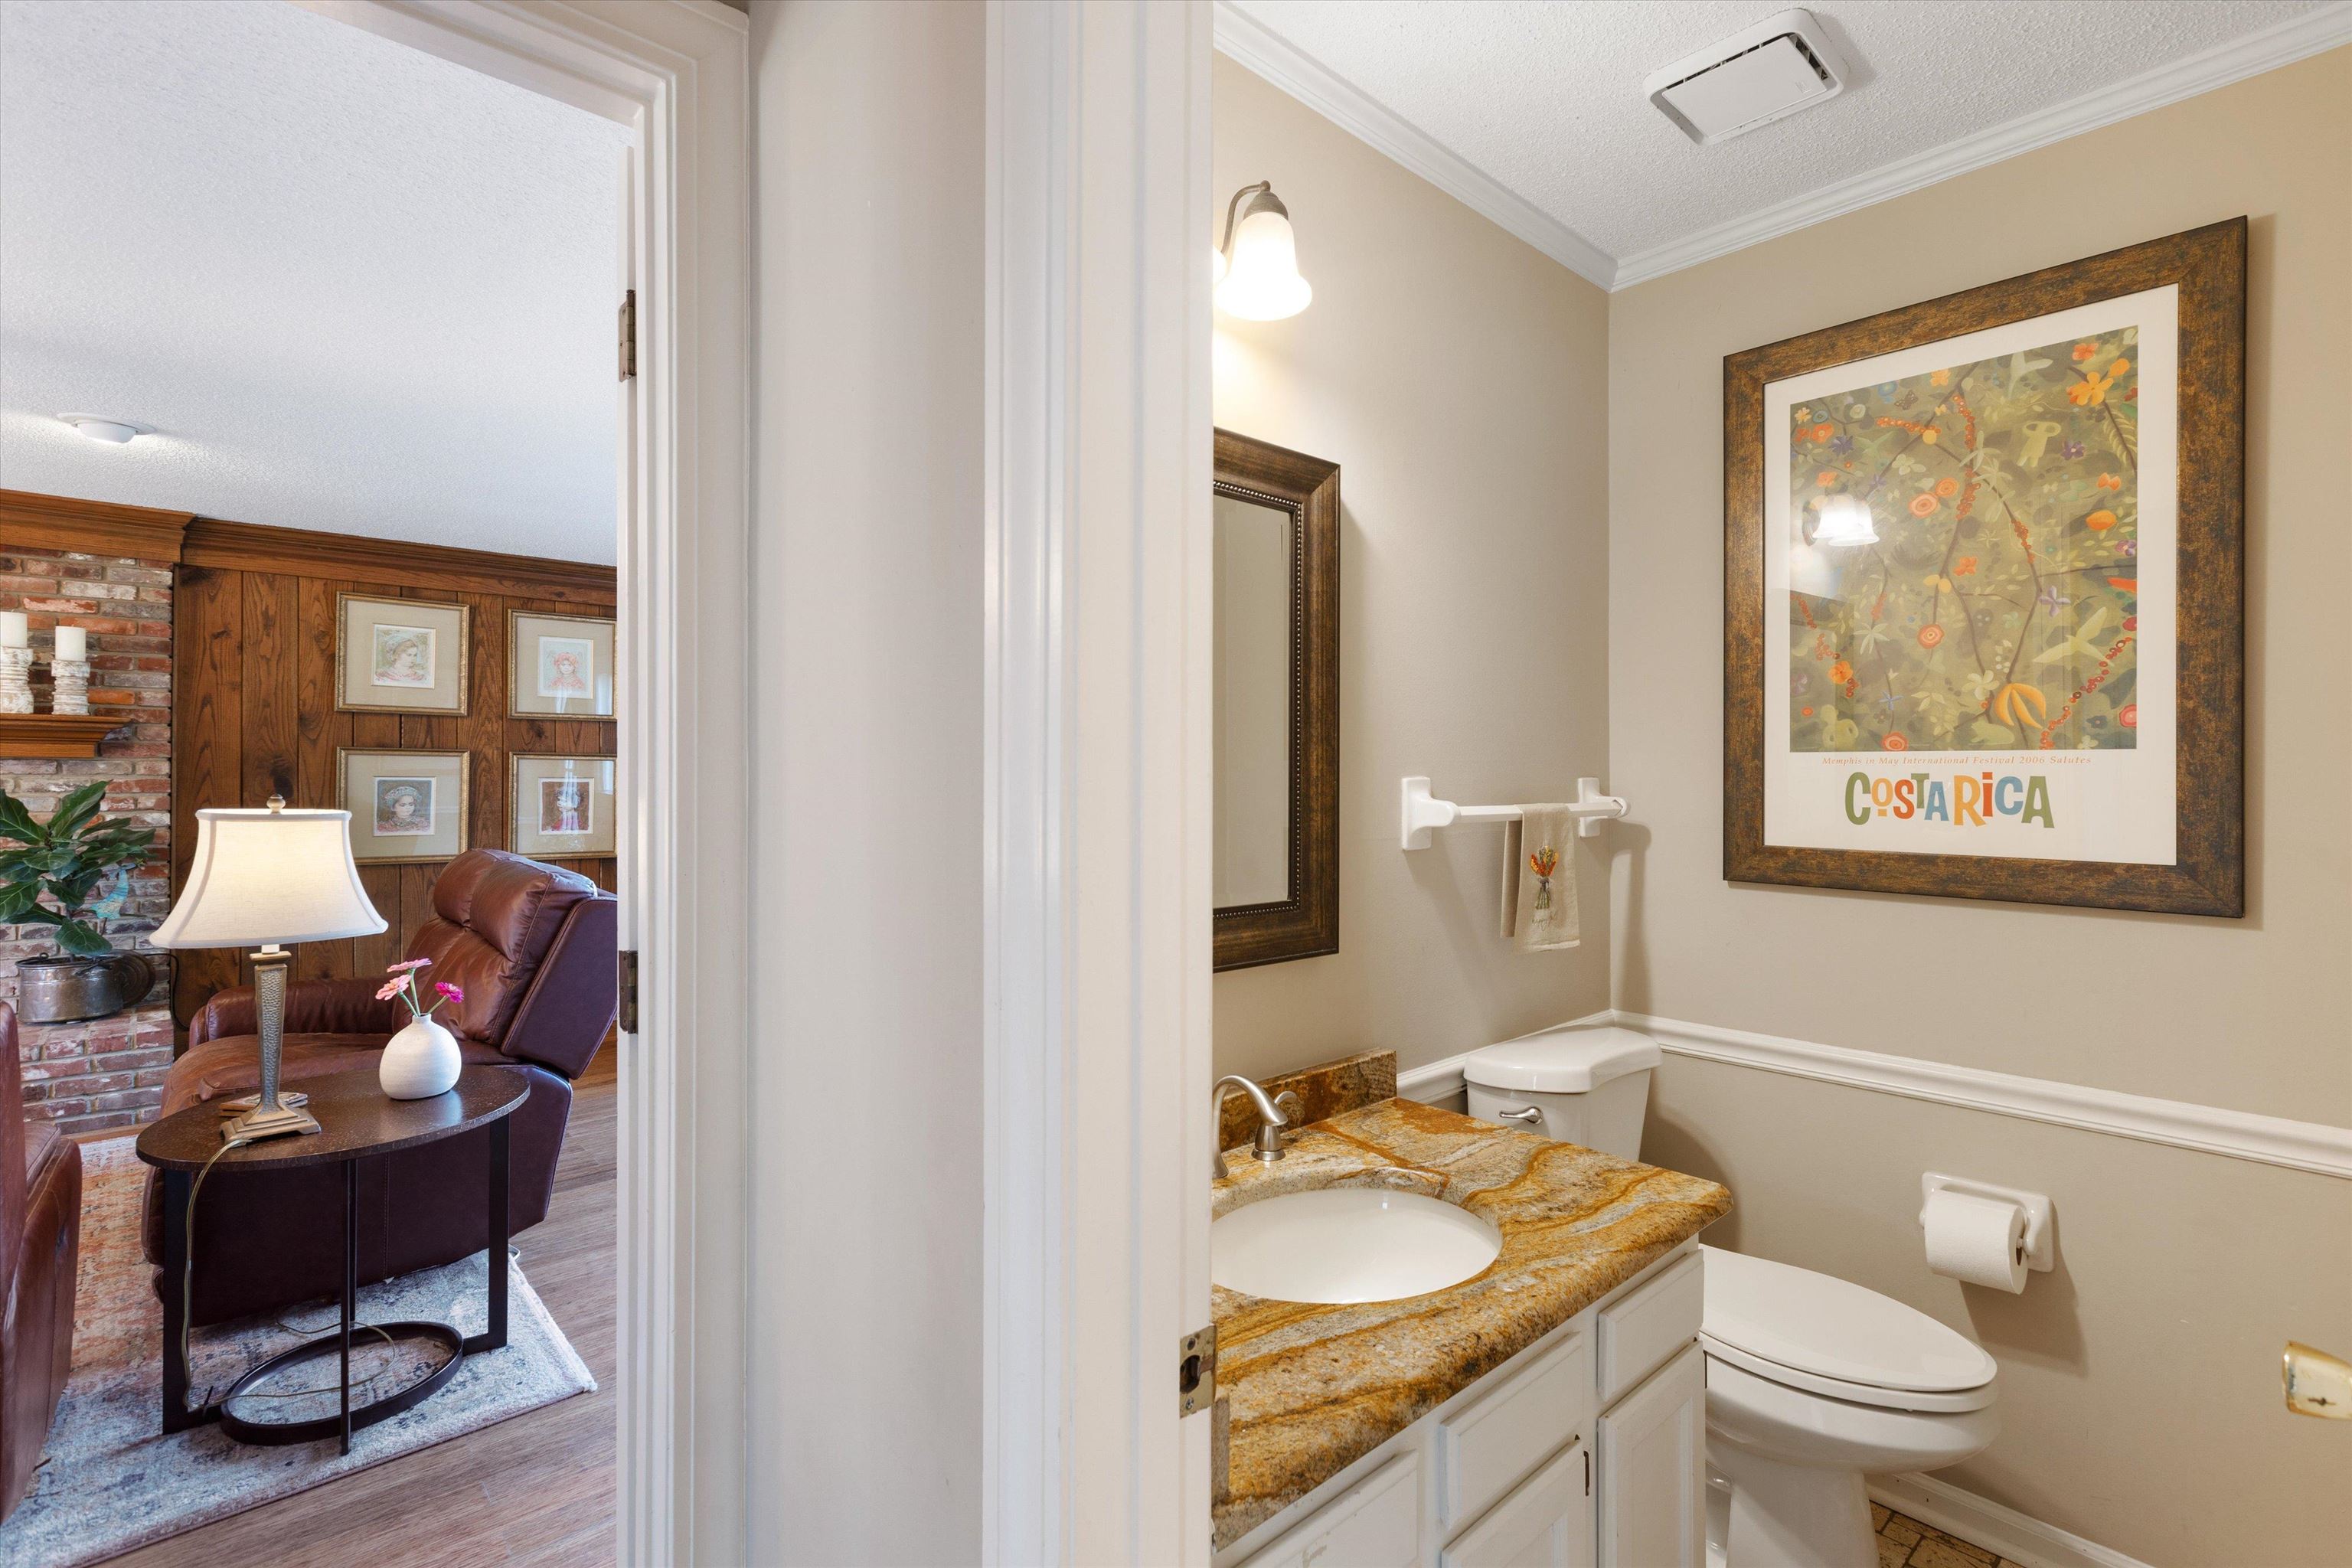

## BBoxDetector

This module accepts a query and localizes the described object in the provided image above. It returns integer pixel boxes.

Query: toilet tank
[1463,1024,1662,1161]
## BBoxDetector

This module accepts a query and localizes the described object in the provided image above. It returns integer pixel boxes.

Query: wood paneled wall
[171,525,616,1027]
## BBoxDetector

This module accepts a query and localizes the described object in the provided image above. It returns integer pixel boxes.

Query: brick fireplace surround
[0,541,175,1134]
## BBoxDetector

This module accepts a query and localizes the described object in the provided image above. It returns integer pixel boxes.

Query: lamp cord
[180,1138,399,1411]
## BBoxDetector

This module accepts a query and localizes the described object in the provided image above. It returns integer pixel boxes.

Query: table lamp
[154,796,387,1142]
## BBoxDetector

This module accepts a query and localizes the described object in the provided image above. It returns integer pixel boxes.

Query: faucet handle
[1250,1092,1305,1161]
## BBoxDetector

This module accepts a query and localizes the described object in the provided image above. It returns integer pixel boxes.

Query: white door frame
[306,1,1214,1560]
[292,2,750,1562]
[984,2,1216,1561]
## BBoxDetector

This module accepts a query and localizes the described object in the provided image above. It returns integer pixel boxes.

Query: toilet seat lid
[1702,1246,1997,1395]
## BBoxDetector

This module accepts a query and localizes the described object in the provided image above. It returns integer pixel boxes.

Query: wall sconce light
[1214,181,1311,321]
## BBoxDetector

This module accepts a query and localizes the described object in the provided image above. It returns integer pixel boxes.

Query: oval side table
[135,1064,530,1455]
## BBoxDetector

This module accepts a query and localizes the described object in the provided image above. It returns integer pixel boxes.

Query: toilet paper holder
[1919,1173,2054,1273]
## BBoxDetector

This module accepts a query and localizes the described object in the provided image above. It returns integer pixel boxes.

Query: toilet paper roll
[1922,1188,2027,1292]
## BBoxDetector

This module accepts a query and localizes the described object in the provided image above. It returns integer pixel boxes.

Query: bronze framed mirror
[1214,429,1338,969]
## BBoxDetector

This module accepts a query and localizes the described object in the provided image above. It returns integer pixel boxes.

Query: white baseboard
[1870,1472,2154,1568]
[1397,1009,2352,1180]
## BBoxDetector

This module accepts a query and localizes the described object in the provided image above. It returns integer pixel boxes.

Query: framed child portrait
[335,593,471,715]
[1723,219,2244,916]
[508,610,616,719]
[338,748,470,864]
[511,753,616,858]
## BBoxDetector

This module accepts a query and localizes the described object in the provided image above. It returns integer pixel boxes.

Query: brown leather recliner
[2,1003,80,1524]
[141,850,616,1325]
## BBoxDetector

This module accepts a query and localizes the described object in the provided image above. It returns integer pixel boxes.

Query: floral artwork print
[1788,329,2141,753]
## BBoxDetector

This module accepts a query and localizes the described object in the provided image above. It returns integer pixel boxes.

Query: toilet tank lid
[1463,1025,1663,1093]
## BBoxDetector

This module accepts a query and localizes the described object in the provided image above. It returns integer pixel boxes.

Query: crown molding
[1216,3,2352,294]
[1612,2,2352,288]
[1398,1009,2352,1180]
[0,488,194,564]
[181,518,615,605]
[1210,0,1617,291]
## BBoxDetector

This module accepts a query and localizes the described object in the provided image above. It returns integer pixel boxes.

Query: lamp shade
[153,807,387,949]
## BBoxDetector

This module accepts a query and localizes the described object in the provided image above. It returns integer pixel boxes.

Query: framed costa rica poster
[1724,219,2244,916]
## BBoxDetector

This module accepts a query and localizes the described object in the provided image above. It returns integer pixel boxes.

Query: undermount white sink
[1212,1187,1502,1305]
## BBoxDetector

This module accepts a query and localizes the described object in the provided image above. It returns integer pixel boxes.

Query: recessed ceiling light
[57,413,152,445]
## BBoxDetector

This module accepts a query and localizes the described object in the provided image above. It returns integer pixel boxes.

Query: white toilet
[1464,1025,2000,1568]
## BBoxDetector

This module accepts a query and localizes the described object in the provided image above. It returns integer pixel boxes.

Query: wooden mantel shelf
[0,714,128,759]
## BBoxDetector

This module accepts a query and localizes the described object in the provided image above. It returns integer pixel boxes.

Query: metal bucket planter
[14,952,155,1024]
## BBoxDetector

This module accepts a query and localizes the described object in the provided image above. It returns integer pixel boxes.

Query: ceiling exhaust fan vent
[1644,8,1849,146]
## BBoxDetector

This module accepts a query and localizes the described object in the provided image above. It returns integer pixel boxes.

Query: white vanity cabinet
[1224,1243,1707,1568]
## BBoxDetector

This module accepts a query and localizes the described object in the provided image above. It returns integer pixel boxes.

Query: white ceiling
[1220,0,2343,286]
[0,0,629,564]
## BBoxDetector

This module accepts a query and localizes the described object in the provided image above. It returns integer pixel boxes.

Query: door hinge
[1179,1324,1217,1416]
[1583,1446,1591,1496]
[617,948,639,1033]
[618,289,637,381]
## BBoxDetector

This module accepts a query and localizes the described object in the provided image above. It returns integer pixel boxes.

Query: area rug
[0,1137,596,1567]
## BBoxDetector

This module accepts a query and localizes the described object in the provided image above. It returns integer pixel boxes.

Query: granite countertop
[1211,1097,1733,1550]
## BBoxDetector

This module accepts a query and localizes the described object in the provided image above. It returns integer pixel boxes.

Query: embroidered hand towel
[1501,807,1579,952]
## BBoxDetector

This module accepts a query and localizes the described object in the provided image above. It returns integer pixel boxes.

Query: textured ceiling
[1222,0,2328,270]
[0,0,629,563]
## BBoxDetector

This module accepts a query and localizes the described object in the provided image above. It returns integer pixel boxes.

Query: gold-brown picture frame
[338,747,472,864]
[507,609,616,719]
[335,593,471,716]
[1724,219,2244,916]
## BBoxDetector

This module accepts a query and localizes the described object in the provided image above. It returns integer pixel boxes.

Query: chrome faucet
[1213,1074,1302,1183]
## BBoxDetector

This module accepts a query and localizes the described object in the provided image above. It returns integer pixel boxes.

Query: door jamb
[292,2,752,1562]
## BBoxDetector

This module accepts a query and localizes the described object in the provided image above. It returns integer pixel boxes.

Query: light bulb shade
[1812,495,1878,546]
[59,414,143,445]
[1215,207,1312,321]
[154,808,387,949]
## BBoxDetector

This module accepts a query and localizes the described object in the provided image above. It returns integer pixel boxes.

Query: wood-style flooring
[116,1048,617,1567]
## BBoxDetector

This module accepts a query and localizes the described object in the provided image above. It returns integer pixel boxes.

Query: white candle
[0,612,26,648]
[54,625,87,662]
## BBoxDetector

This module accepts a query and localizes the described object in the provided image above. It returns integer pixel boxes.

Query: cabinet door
[1596,1342,1706,1568]
[1439,1442,1593,1568]
[1238,1452,1422,1568]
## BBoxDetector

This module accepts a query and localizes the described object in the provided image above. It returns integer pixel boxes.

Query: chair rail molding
[292,4,753,1564]
[1399,1011,2352,1180]
[985,2,1214,1560]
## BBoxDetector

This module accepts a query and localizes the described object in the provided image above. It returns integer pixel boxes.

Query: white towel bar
[1400,775,1628,850]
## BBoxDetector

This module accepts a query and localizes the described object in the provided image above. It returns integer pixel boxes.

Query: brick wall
[0,545,175,1133]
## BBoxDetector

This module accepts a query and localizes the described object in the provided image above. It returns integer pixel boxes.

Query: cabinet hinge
[618,289,637,381]
[1179,1324,1217,1416]
[617,948,639,1034]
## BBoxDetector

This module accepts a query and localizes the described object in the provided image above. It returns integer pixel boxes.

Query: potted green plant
[0,780,158,1023]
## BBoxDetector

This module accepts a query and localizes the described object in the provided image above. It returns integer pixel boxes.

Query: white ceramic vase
[380,1014,462,1099]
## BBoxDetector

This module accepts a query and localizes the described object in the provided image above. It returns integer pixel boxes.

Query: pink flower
[434,982,464,1003]
[375,980,404,1001]
[386,957,432,974]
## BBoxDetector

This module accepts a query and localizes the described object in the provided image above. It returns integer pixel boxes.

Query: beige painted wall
[1610,51,2352,1565]
[749,2,982,1560]
[1211,56,1612,1083]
